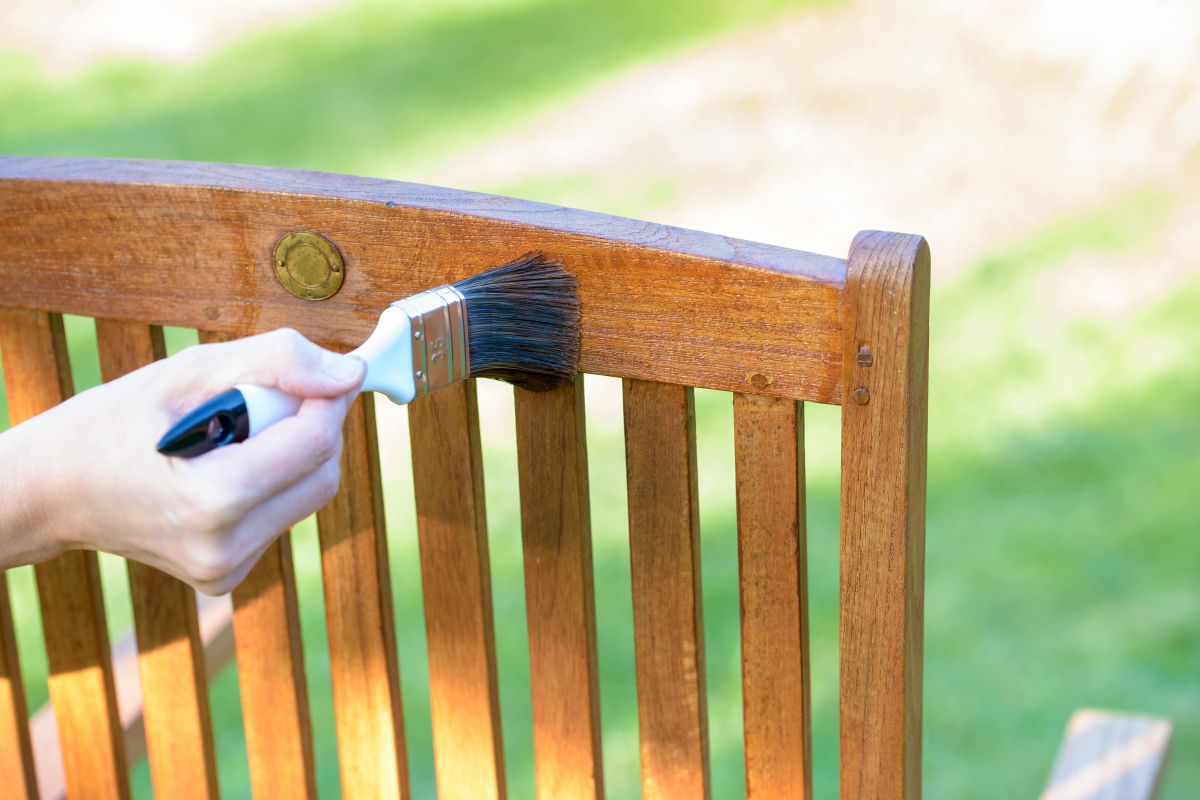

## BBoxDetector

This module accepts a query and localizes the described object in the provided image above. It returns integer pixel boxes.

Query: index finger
[187,391,355,511]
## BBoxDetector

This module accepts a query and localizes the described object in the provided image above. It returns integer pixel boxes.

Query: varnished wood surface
[95,318,220,800]
[514,379,604,799]
[733,393,811,799]
[315,394,409,798]
[1041,710,1172,800]
[622,380,710,800]
[839,232,930,800]
[197,331,315,799]
[408,381,506,800]
[0,308,130,799]
[0,156,846,403]
[30,592,237,800]
[0,572,36,800]
[230,536,314,799]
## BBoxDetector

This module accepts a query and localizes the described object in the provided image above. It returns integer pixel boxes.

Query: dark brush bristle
[453,252,580,391]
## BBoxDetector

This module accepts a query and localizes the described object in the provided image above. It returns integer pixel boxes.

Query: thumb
[177,328,365,399]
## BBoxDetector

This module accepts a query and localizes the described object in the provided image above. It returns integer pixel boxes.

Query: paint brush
[157,252,579,458]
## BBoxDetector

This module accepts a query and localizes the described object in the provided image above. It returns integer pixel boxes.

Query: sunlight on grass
[0,0,823,180]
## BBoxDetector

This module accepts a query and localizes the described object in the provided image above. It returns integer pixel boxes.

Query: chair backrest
[0,157,929,800]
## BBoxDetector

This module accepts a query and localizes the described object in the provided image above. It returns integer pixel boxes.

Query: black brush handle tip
[157,388,251,458]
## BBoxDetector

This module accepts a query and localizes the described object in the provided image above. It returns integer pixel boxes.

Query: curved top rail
[0,157,846,402]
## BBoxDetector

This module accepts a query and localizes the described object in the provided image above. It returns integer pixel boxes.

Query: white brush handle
[235,384,304,436]
[351,306,418,405]
[237,307,418,439]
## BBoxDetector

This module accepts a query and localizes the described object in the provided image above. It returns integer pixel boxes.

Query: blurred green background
[1,0,1197,796]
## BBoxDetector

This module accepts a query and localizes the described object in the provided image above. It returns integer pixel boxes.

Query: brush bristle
[453,252,580,390]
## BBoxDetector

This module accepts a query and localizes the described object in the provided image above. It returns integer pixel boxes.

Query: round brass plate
[273,231,344,300]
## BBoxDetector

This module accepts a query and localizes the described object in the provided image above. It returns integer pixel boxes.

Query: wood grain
[95,318,219,800]
[839,232,930,800]
[622,380,710,800]
[0,156,846,403]
[315,393,409,798]
[1041,710,1172,800]
[0,308,129,799]
[197,330,315,799]
[0,572,36,800]
[230,535,314,798]
[733,393,811,799]
[31,592,235,800]
[514,378,604,799]
[408,380,506,800]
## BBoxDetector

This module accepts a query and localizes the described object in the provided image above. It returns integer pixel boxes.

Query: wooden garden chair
[0,157,1172,798]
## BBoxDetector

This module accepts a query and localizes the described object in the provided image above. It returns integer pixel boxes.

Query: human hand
[0,328,364,594]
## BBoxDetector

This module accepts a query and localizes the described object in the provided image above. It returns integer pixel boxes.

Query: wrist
[0,420,68,567]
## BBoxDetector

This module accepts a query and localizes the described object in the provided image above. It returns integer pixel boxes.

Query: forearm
[0,418,65,569]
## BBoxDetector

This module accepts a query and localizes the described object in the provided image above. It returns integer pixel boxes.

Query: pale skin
[0,328,365,595]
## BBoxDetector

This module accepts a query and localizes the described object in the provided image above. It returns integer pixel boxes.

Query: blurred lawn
[1,0,1197,797]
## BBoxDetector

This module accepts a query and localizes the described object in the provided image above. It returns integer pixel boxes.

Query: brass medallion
[272,231,344,300]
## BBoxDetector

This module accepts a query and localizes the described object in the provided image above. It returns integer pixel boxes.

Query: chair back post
[839,231,931,800]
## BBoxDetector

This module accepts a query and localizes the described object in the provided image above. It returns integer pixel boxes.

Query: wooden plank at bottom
[0,572,36,800]
[0,308,129,800]
[96,318,219,799]
[733,393,811,799]
[622,379,709,800]
[1041,710,1173,800]
[316,393,409,798]
[515,378,604,799]
[198,330,315,799]
[30,592,236,800]
[408,380,506,800]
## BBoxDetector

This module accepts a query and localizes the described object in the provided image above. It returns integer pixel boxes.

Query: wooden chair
[0,157,1171,799]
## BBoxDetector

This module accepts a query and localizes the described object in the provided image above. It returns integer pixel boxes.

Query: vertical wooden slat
[198,330,315,799]
[839,232,930,800]
[95,318,219,799]
[622,379,709,800]
[408,380,506,800]
[0,308,129,799]
[514,378,604,800]
[733,393,811,799]
[231,535,314,798]
[315,392,409,798]
[0,571,36,800]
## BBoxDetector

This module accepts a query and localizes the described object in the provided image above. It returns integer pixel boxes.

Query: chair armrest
[1041,709,1172,800]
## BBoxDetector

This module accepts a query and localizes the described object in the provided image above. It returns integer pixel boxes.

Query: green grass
[2,1,1198,796]
[0,0,827,177]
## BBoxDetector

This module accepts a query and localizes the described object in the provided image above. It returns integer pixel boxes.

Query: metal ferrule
[392,285,470,399]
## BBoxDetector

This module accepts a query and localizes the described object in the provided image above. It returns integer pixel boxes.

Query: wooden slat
[0,156,847,404]
[408,380,506,800]
[514,378,604,799]
[839,232,930,800]
[0,308,129,799]
[315,392,409,798]
[197,330,315,799]
[1041,710,1173,800]
[733,393,811,799]
[230,536,314,798]
[622,379,709,800]
[0,572,36,800]
[94,318,219,799]
[31,592,237,800]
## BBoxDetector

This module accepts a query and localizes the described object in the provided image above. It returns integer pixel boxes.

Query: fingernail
[321,351,365,383]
